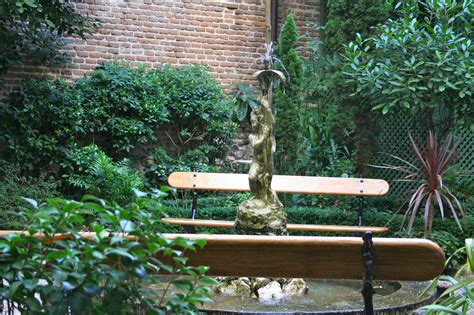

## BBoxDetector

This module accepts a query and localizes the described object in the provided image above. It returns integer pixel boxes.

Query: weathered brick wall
[1,0,320,98]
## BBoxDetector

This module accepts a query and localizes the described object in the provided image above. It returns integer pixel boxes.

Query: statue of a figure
[219,43,307,299]
[235,43,287,236]
[248,96,278,205]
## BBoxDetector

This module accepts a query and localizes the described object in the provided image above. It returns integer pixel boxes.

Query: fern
[65,145,144,204]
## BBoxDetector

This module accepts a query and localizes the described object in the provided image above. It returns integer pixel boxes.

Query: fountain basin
[200,279,435,315]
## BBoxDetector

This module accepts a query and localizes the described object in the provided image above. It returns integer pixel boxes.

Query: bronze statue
[235,43,287,236]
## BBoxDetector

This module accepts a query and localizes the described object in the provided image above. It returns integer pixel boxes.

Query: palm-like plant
[376,131,466,237]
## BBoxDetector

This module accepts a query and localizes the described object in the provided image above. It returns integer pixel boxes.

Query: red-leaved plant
[375,131,466,237]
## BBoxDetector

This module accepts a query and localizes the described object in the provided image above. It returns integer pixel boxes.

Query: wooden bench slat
[163,233,445,281]
[0,231,444,281]
[161,218,389,233]
[168,172,389,196]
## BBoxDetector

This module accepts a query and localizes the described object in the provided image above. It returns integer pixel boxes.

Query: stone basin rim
[200,290,437,315]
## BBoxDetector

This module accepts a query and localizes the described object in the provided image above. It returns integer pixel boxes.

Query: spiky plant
[377,131,466,237]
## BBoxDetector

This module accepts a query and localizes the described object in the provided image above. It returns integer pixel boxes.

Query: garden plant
[0,190,216,314]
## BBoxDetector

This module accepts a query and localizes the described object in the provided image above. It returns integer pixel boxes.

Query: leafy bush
[75,62,170,155]
[64,145,144,204]
[0,160,60,230]
[0,78,83,173]
[343,0,474,131]
[0,0,94,78]
[296,106,355,178]
[303,0,391,175]
[157,64,236,156]
[321,0,392,55]
[230,83,258,123]
[145,147,214,187]
[160,195,473,240]
[444,163,474,216]
[0,62,237,188]
[429,231,465,269]
[0,191,216,314]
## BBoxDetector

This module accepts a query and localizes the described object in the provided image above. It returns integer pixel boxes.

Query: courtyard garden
[0,0,473,314]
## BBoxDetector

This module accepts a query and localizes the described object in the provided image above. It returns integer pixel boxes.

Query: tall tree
[274,14,303,175]
[308,0,392,175]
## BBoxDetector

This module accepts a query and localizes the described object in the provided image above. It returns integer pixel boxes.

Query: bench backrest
[168,172,389,196]
[164,234,445,281]
[0,231,444,281]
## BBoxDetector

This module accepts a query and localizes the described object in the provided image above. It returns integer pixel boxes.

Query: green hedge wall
[160,195,473,241]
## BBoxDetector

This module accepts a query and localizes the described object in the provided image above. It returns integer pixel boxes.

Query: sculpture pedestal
[235,198,287,236]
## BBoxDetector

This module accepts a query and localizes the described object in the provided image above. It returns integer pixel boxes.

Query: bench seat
[162,218,389,233]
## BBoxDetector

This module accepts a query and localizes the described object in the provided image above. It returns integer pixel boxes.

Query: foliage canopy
[0,0,94,79]
[344,0,474,131]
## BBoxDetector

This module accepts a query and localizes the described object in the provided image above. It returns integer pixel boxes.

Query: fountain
[234,42,287,237]
[201,43,439,313]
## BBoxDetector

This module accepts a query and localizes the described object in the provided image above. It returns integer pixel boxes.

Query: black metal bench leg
[184,190,198,234]
[362,231,375,315]
[358,196,364,227]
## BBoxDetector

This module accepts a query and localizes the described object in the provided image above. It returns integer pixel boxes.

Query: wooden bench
[0,230,445,314]
[163,172,390,234]
[165,232,445,314]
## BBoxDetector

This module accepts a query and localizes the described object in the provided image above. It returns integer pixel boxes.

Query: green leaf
[22,197,38,208]
[105,248,136,261]
[195,239,206,249]
[62,281,78,291]
[82,283,100,296]
[45,19,55,27]
[119,219,135,232]
[24,278,39,291]
[68,291,92,314]
[173,279,193,292]
[134,265,146,278]
[421,305,461,314]
[466,239,473,273]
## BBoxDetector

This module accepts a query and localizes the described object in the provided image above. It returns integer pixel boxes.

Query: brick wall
[1,0,320,97]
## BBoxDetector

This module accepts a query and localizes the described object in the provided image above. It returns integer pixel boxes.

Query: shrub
[0,0,94,78]
[296,106,355,178]
[0,78,83,173]
[159,195,473,240]
[304,0,391,175]
[75,62,170,155]
[444,163,474,216]
[0,160,60,230]
[343,0,474,131]
[64,145,144,204]
[145,147,214,187]
[321,0,392,55]
[0,62,237,189]
[156,64,237,159]
[230,83,258,123]
[0,191,216,314]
